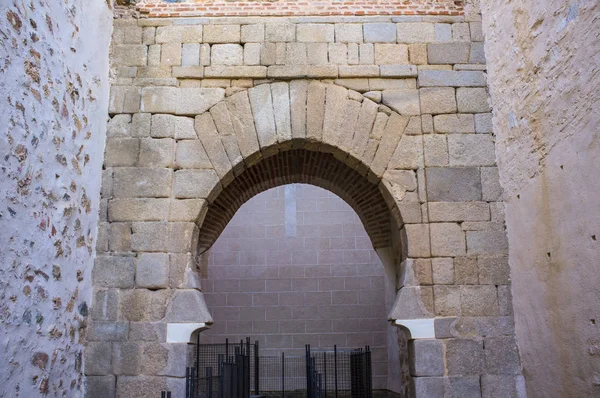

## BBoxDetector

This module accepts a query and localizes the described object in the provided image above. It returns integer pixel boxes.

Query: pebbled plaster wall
[481,0,600,396]
[0,1,112,396]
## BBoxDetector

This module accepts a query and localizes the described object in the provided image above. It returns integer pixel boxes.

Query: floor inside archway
[199,184,397,390]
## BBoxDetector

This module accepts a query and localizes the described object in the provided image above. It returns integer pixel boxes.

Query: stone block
[411,258,433,285]
[428,43,470,64]
[136,253,169,288]
[112,342,143,375]
[337,65,378,77]
[478,255,510,285]
[461,285,499,316]
[484,337,521,375]
[169,199,207,224]
[165,290,213,323]
[397,23,435,43]
[265,23,295,42]
[388,134,423,170]
[211,44,243,65]
[173,169,220,200]
[244,43,261,65]
[175,139,212,169]
[432,257,454,284]
[418,70,487,87]
[454,256,479,284]
[113,168,172,198]
[132,113,151,137]
[142,27,155,45]
[141,87,178,114]
[119,289,170,322]
[457,87,490,113]
[446,338,485,375]
[409,43,428,65]
[469,43,486,64]
[328,43,347,65]
[297,24,334,42]
[113,45,147,67]
[141,342,170,375]
[409,340,444,376]
[176,88,225,115]
[109,86,141,114]
[108,198,170,222]
[104,138,140,167]
[147,44,160,66]
[447,376,482,397]
[113,20,143,44]
[481,375,526,398]
[359,43,374,64]
[498,286,513,316]
[404,224,431,258]
[203,24,241,43]
[138,138,174,168]
[205,66,267,79]
[88,321,129,342]
[379,65,417,78]
[375,44,408,64]
[424,134,448,167]
[452,23,471,41]
[181,43,200,66]
[434,285,460,316]
[434,23,452,42]
[426,167,481,201]
[107,114,132,137]
[241,24,265,42]
[434,114,475,133]
[86,376,116,398]
[434,317,456,338]
[109,222,131,252]
[411,377,445,397]
[129,322,167,342]
[474,113,493,133]
[168,222,199,253]
[93,256,135,288]
[286,43,307,65]
[429,202,490,222]
[467,230,508,254]
[116,375,168,398]
[382,89,420,115]
[364,23,396,43]
[160,43,181,66]
[130,222,168,252]
[335,24,363,42]
[481,166,502,201]
[430,223,466,256]
[155,25,202,43]
[85,342,112,375]
[419,87,456,115]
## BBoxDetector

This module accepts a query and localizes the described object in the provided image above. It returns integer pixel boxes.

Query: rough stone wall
[201,184,391,389]
[481,0,600,396]
[0,1,112,397]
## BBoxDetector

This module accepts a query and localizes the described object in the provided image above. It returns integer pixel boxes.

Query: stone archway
[90,78,514,397]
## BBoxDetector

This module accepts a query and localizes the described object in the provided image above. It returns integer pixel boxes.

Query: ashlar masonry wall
[91,14,523,397]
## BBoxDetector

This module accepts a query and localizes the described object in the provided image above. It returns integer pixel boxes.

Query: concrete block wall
[200,184,390,389]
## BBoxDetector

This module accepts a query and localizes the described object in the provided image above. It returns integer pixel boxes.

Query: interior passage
[200,184,389,389]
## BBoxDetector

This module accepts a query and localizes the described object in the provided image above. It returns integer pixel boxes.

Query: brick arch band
[198,148,395,254]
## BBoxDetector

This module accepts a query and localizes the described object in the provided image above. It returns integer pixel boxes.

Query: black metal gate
[164,337,372,398]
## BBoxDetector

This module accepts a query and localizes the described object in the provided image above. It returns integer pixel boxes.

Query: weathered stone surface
[479,255,510,285]
[297,24,334,42]
[194,113,233,184]
[108,114,132,137]
[420,87,457,114]
[375,44,408,64]
[448,133,496,166]
[454,256,479,285]
[339,65,379,77]
[176,88,225,115]
[160,43,181,66]
[397,23,435,43]
[93,256,135,288]
[109,198,170,222]
[113,45,147,67]
[411,377,445,397]
[481,166,503,201]
[388,134,423,170]
[321,84,348,149]
[104,138,140,167]
[112,342,143,375]
[248,84,277,154]
[467,231,509,255]
[380,64,418,78]
[381,90,420,116]
[371,113,410,178]
[175,139,212,169]
[182,43,200,66]
[244,43,261,65]
[426,167,482,201]
[364,23,396,43]
[139,138,174,168]
[474,113,493,133]
[446,338,485,375]
[306,81,327,144]
[265,23,295,42]
[85,342,112,375]
[141,87,178,113]
[432,257,454,284]
[203,25,240,43]
[205,66,267,79]
[86,376,116,398]
[418,70,487,87]
[428,43,471,64]
[130,222,168,252]
[241,24,265,42]
[136,253,169,289]
[430,223,466,256]
[173,169,221,200]
[165,290,213,323]
[481,375,526,398]
[155,25,202,43]
[424,134,448,167]
[404,224,431,258]
[271,82,292,144]
[433,285,460,316]
[225,91,261,163]
[409,340,444,376]
[469,43,486,64]
[335,24,363,42]
[434,114,475,133]
[429,202,490,222]
[457,87,490,113]
[290,80,308,141]
[132,113,152,137]
[88,321,129,342]
[211,44,243,66]
[113,168,172,198]
[461,285,499,316]
[409,43,428,65]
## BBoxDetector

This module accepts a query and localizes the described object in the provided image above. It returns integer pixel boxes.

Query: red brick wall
[200,184,390,389]
[136,0,464,18]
